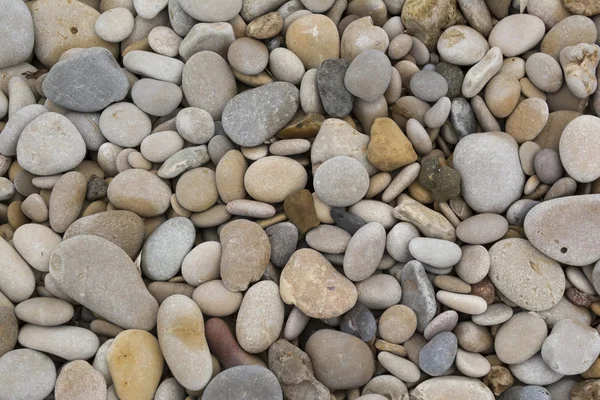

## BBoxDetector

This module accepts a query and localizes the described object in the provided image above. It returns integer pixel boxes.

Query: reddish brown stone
[205,318,266,369]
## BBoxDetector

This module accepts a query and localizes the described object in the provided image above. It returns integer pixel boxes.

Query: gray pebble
[131,78,182,117]
[506,199,539,226]
[123,50,184,84]
[509,353,563,386]
[533,149,564,185]
[498,386,550,400]
[313,156,369,207]
[179,22,235,60]
[435,62,464,99]
[0,0,34,69]
[317,58,354,118]
[340,302,377,342]
[203,365,282,400]
[400,260,436,332]
[266,222,299,268]
[0,104,48,156]
[344,49,392,102]
[65,112,105,151]
[158,145,211,179]
[331,207,366,234]
[450,97,477,139]
[410,70,448,102]
[419,332,457,377]
[175,107,215,145]
[423,310,458,340]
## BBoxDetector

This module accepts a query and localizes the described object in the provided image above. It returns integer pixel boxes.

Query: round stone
[17,112,86,176]
[559,115,600,183]
[542,319,600,375]
[488,14,546,57]
[489,238,565,311]
[99,102,151,147]
[456,213,509,245]
[314,156,369,207]
[244,156,307,203]
[344,49,392,102]
[437,25,489,66]
[95,8,134,42]
[541,15,598,59]
[202,366,282,400]
[148,26,182,57]
[378,305,417,344]
[182,241,221,286]
[286,15,340,69]
[355,274,402,309]
[140,130,184,163]
[192,280,243,317]
[506,98,549,144]
[269,48,305,86]
[534,149,564,185]
[13,223,61,272]
[55,360,106,400]
[410,70,449,102]
[176,107,215,145]
[495,312,548,364]
[525,52,563,93]
[509,354,564,386]
[0,237,36,303]
[419,332,458,377]
[484,74,521,118]
[178,0,241,21]
[0,349,56,400]
[175,168,218,213]
[227,37,268,76]
[107,169,171,217]
[305,329,374,391]
[424,310,459,340]
[131,79,182,117]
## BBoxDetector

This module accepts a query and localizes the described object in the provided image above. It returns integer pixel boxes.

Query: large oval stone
[42,47,128,112]
[0,349,56,400]
[524,195,600,266]
[63,210,145,259]
[203,365,283,400]
[489,238,565,311]
[220,219,271,292]
[0,0,34,69]
[411,376,494,400]
[107,169,172,217]
[0,237,35,303]
[18,324,99,361]
[157,295,212,391]
[50,235,159,330]
[222,82,299,147]
[244,156,308,203]
[453,132,525,213]
[280,248,357,319]
[55,360,106,400]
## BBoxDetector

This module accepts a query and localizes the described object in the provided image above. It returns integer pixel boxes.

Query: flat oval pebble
[488,14,546,57]
[344,49,391,102]
[411,376,494,400]
[13,223,61,272]
[157,295,212,391]
[542,319,600,375]
[50,235,159,330]
[456,348,491,378]
[314,156,369,207]
[244,156,307,203]
[541,15,598,60]
[356,274,402,309]
[287,14,340,69]
[14,297,74,326]
[176,167,218,212]
[424,310,459,340]
[378,305,417,344]
[436,291,487,315]
[378,351,420,383]
[107,169,171,217]
[495,312,548,364]
[223,82,299,147]
[132,79,182,117]
[419,332,458,376]
[559,115,600,183]
[192,280,243,317]
[306,225,351,254]
[18,324,99,361]
[456,213,509,244]
[489,238,565,311]
[0,349,56,400]
[509,353,564,386]
[343,222,386,281]
[472,303,513,326]
[0,237,35,303]
[202,365,282,400]
[409,238,462,268]
[437,25,489,66]
[280,249,357,319]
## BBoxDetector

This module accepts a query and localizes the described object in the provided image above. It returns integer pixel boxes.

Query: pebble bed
[0,0,600,399]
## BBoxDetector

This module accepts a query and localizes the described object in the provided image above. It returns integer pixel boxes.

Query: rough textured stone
[401,0,464,50]
[317,58,354,118]
[55,360,106,400]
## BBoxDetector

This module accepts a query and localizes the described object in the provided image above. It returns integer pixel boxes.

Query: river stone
[317,58,354,118]
[0,0,34,69]
[356,274,402,309]
[47,171,86,234]
[453,132,525,213]
[499,386,551,400]
[154,378,186,400]
[193,280,243,317]
[107,169,171,217]
[157,295,212,390]
[0,104,48,157]
[18,324,99,361]
[412,376,494,400]
[368,117,418,172]
[158,145,211,179]
[524,195,600,266]
[220,219,271,292]
[313,156,369,208]
[0,237,35,303]
[63,210,144,258]
[50,235,159,330]
[203,365,283,400]
[379,304,417,344]
[0,349,56,400]
[410,70,448,102]
[244,156,308,203]
[495,312,548,364]
[345,49,392,102]
[401,0,464,51]
[488,14,546,57]
[280,249,357,319]
[305,329,374,390]
[341,302,377,342]
[108,330,164,400]
[437,25,489,66]
[419,332,458,376]
[408,237,462,268]
[559,115,600,183]
[542,319,600,375]
[489,238,565,311]
[509,354,564,386]
[141,217,195,281]
[400,260,436,332]
[179,22,235,60]
[456,213,509,244]
[265,222,298,267]
[182,51,236,120]
[13,223,61,272]
[286,14,340,69]
[30,0,118,67]
[541,15,599,60]
[0,307,17,357]
[179,0,241,21]
[236,281,284,353]
[472,303,513,326]
[16,112,86,176]
[343,222,386,281]
[55,360,106,400]
[393,194,456,241]
[14,297,73,326]
[331,207,366,235]
[222,82,299,147]
[43,47,128,112]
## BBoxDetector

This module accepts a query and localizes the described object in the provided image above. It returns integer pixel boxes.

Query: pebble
[182,51,236,120]
[456,213,509,244]
[489,238,565,311]
[107,329,164,400]
[148,26,182,57]
[378,351,420,383]
[154,378,186,400]
[533,149,563,185]
[423,310,459,340]
[341,302,377,342]
[203,365,282,400]
[488,14,546,57]
[14,297,73,326]
[314,156,369,207]
[99,102,151,147]
[268,48,305,86]
[495,312,548,364]
[542,319,600,375]
[0,349,56,400]
[541,15,599,60]
[12,223,61,272]
[317,58,354,117]
[0,237,35,302]
[280,249,357,318]
[192,279,242,317]
[393,194,456,240]
[462,47,503,98]
[409,237,462,268]
[0,307,17,357]
[525,52,563,93]
[401,0,463,50]
[132,79,182,117]
[400,260,436,331]
[386,222,419,262]
[341,17,389,61]
[456,348,491,378]
[437,25,489,66]
[0,0,34,69]
[345,49,391,102]
[506,98,549,144]
[368,117,418,172]
[355,274,402,309]
[450,97,477,139]
[472,303,513,326]
[223,82,299,147]
[18,324,99,360]
[410,70,448,102]
[220,219,270,292]
[175,167,218,212]
[453,132,525,213]
[244,156,307,203]
[411,376,495,400]
[524,195,600,266]
[378,305,417,344]
[179,22,235,60]
[178,0,241,21]
[287,14,340,69]
[536,295,592,328]
[561,43,599,97]
[50,235,159,330]
[107,169,171,217]
[55,360,106,400]
[499,386,551,400]
[509,354,564,386]
[419,332,458,376]
[436,291,487,315]
[560,115,600,183]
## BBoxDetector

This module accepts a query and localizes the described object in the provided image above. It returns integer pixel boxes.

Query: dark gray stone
[499,386,551,400]
[86,175,106,201]
[42,47,129,112]
[317,58,354,118]
[400,260,437,332]
[418,332,458,377]
[222,82,299,147]
[203,365,283,400]
[435,62,464,99]
[266,222,299,268]
[340,302,377,342]
[330,208,366,235]
[451,97,478,139]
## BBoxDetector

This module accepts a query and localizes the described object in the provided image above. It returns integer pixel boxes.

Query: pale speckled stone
[18,324,99,361]
[0,349,56,400]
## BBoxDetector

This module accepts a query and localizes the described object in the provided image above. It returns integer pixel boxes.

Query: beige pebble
[287,14,340,69]
[20,193,48,222]
[484,74,521,118]
[365,172,392,199]
[192,279,243,317]
[499,56,526,79]
[341,17,389,62]
[140,130,184,163]
[378,305,417,344]
[436,291,487,315]
[15,297,74,326]
[226,199,276,218]
[175,167,218,213]
[49,171,87,233]
[190,205,231,228]
[13,223,62,272]
[520,77,547,100]
[269,139,311,156]
[244,156,307,203]
[55,360,107,400]
[181,241,221,286]
[107,169,171,217]
[506,97,549,143]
